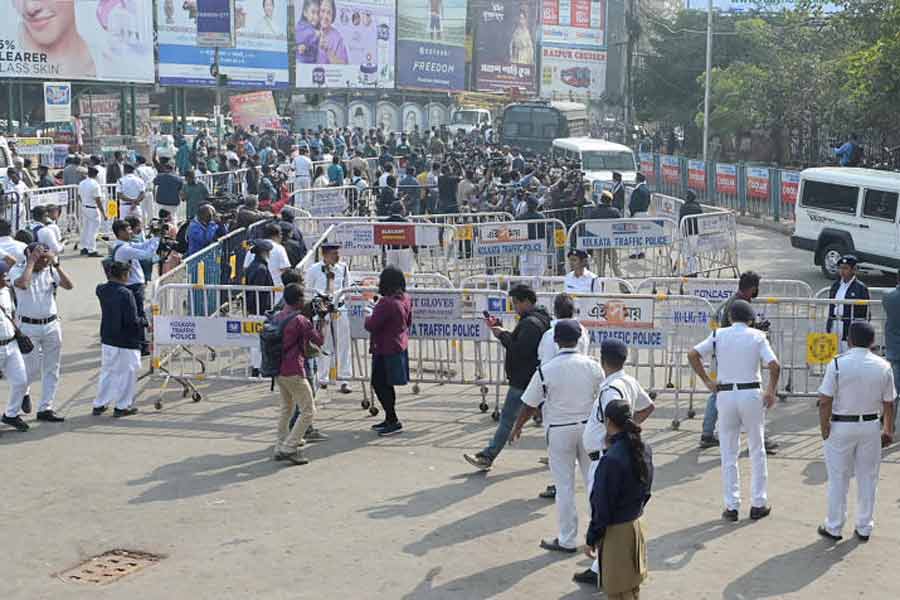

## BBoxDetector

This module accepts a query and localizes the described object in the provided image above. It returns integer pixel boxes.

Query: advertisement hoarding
[0,1,154,82]
[295,0,396,89]
[687,159,706,191]
[228,91,281,131]
[541,0,606,47]
[747,166,770,199]
[473,0,540,94]
[158,0,289,87]
[661,155,680,184]
[715,163,737,195]
[197,0,237,47]
[781,170,800,204]
[44,83,72,123]
[397,0,467,91]
[539,46,606,100]
[639,153,655,182]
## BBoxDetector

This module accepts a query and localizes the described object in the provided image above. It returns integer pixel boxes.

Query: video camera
[147,218,178,255]
[309,292,344,317]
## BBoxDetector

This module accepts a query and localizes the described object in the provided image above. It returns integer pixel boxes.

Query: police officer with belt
[509,320,604,555]
[304,243,353,394]
[689,299,780,522]
[817,321,894,542]
[827,254,870,353]
[574,338,654,586]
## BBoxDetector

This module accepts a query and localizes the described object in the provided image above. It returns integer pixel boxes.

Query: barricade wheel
[192,392,202,402]
[479,401,489,413]
[368,406,379,416]
[687,409,696,419]
[154,400,163,410]
[413,384,420,394]
[361,399,370,409]
[671,419,680,430]
[480,385,488,395]
[491,410,499,421]
[649,391,657,400]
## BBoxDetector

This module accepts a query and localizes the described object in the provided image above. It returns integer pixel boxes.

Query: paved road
[2,224,898,600]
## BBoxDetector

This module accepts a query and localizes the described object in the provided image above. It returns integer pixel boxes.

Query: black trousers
[371,355,399,424]
[127,283,147,350]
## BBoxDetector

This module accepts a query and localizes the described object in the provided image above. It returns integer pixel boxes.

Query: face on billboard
[321,0,334,29]
[13,0,78,50]
[264,0,275,18]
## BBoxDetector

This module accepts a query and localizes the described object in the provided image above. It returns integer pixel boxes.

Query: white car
[550,137,637,194]
[791,167,900,278]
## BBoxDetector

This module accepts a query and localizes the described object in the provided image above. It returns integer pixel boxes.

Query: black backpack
[101,242,124,279]
[174,221,190,255]
[259,309,301,378]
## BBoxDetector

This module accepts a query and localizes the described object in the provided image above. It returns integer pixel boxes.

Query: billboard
[396,0,467,91]
[539,46,606,100]
[197,0,237,47]
[229,91,281,131]
[684,0,840,12]
[158,0,289,88]
[542,0,606,47]
[0,0,154,82]
[44,83,72,123]
[295,0,396,89]
[473,0,540,94]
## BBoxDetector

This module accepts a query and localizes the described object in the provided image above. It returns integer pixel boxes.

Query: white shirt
[817,348,894,415]
[293,155,312,179]
[136,165,157,186]
[10,265,60,319]
[0,236,27,265]
[111,238,160,285]
[243,241,290,286]
[693,323,777,385]
[564,269,598,293]
[538,320,591,366]
[225,150,239,164]
[0,287,16,339]
[831,277,855,337]
[583,370,653,453]
[522,350,605,429]
[378,172,390,190]
[117,173,146,201]
[37,222,65,254]
[3,179,26,197]
[305,260,351,298]
[79,177,102,208]
[96,166,107,197]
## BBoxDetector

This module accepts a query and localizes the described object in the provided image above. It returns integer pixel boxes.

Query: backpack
[259,309,301,378]
[101,242,124,279]
[31,222,44,239]
[849,143,864,167]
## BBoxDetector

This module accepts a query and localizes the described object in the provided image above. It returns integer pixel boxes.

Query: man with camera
[304,243,353,394]
[108,219,161,355]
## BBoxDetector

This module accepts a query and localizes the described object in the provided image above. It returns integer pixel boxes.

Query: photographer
[305,243,353,394]
[364,266,413,437]
[108,219,161,355]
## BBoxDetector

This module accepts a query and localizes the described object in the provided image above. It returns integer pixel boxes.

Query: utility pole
[702,0,713,162]
[624,0,636,139]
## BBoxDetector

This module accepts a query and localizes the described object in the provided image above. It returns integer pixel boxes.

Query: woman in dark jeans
[364,266,412,436]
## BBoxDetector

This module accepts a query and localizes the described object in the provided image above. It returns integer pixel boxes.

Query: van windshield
[582,151,635,171]
[452,112,479,125]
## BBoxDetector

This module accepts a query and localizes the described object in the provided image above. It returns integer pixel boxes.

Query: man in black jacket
[678,190,704,236]
[611,172,626,213]
[93,261,143,417]
[464,284,551,470]
[827,254,870,352]
[629,173,651,217]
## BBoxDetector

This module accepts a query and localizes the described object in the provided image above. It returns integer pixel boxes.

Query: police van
[550,137,637,195]
[791,167,900,278]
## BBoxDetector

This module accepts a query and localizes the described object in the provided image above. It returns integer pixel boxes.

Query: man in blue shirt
[398,167,421,214]
[327,155,345,185]
[187,204,223,256]
[834,134,860,167]
[153,163,184,220]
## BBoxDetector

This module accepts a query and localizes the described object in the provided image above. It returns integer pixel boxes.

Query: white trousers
[385,248,416,274]
[294,176,311,207]
[548,423,592,549]
[94,344,142,410]
[0,342,29,417]
[718,389,768,510]
[121,201,143,222]
[587,458,601,573]
[20,321,62,412]
[80,207,101,252]
[824,420,882,537]
[316,312,352,386]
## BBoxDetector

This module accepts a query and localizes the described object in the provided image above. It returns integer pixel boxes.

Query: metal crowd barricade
[637,277,814,307]
[0,192,25,230]
[325,220,457,278]
[351,270,454,289]
[460,274,635,294]
[28,185,81,238]
[542,206,585,229]
[337,286,508,415]
[567,217,679,280]
[678,212,740,278]
[290,185,358,216]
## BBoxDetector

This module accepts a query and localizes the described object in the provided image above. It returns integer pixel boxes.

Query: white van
[791,167,900,278]
[550,137,637,192]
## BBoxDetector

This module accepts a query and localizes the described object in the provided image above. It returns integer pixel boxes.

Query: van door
[857,188,899,263]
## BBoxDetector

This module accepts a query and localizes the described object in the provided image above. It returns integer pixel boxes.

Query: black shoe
[539,538,578,554]
[854,529,870,542]
[87,252,101,258]
[699,435,719,448]
[463,452,493,471]
[36,410,65,422]
[722,509,738,522]
[80,249,88,256]
[339,384,352,394]
[539,485,556,499]
[140,348,151,357]
[251,368,260,378]
[2,414,29,431]
[765,438,778,455]
[572,569,599,586]
[818,525,842,541]
[750,505,772,521]
[371,420,388,430]
[113,407,138,418]
[20,394,31,414]
[378,421,403,436]
[92,406,108,416]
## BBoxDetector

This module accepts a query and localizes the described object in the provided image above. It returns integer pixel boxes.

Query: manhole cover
[58,550,163,585]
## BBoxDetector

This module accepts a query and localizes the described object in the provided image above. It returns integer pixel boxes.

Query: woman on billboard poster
[508,6,534,65]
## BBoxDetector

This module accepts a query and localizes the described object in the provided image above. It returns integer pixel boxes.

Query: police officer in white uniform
[510,320,604,554]
[574,338,654,586]
[305,243,353,393]
[817,321,895,542]
[78,166,106,257]
[292,146,313,207]
[564,250,598,294]
[689,299,780,522]
[0,261,30,433]
[11,243,74,425]
[116,163,147,220]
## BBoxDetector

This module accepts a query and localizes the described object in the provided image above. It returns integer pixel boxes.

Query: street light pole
[702,0,713,162]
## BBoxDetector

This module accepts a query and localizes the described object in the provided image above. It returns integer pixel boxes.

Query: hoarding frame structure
[472,0,541,94]
[396,0,468,91]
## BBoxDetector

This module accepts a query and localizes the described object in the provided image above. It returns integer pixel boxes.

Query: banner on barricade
[807,332,839,365]
[332,223,441,255]
[408,319,491,340]
[661,155,680,184]
[650,193,681,221]
[574,297,654,328]
[715,164,737,195]
[747,167,770,199]
[687,213,734,252]
[639,153,655,183]
[782,171,800,204]
[680,279,735,304]
[29,189,69,207]
[688,160,706,191]
[305,189,349,216]
[585,327,666,349]
[475,222,544,256]
[154,316,264,348]
[577,219,672,250]
[411,292,463,319]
